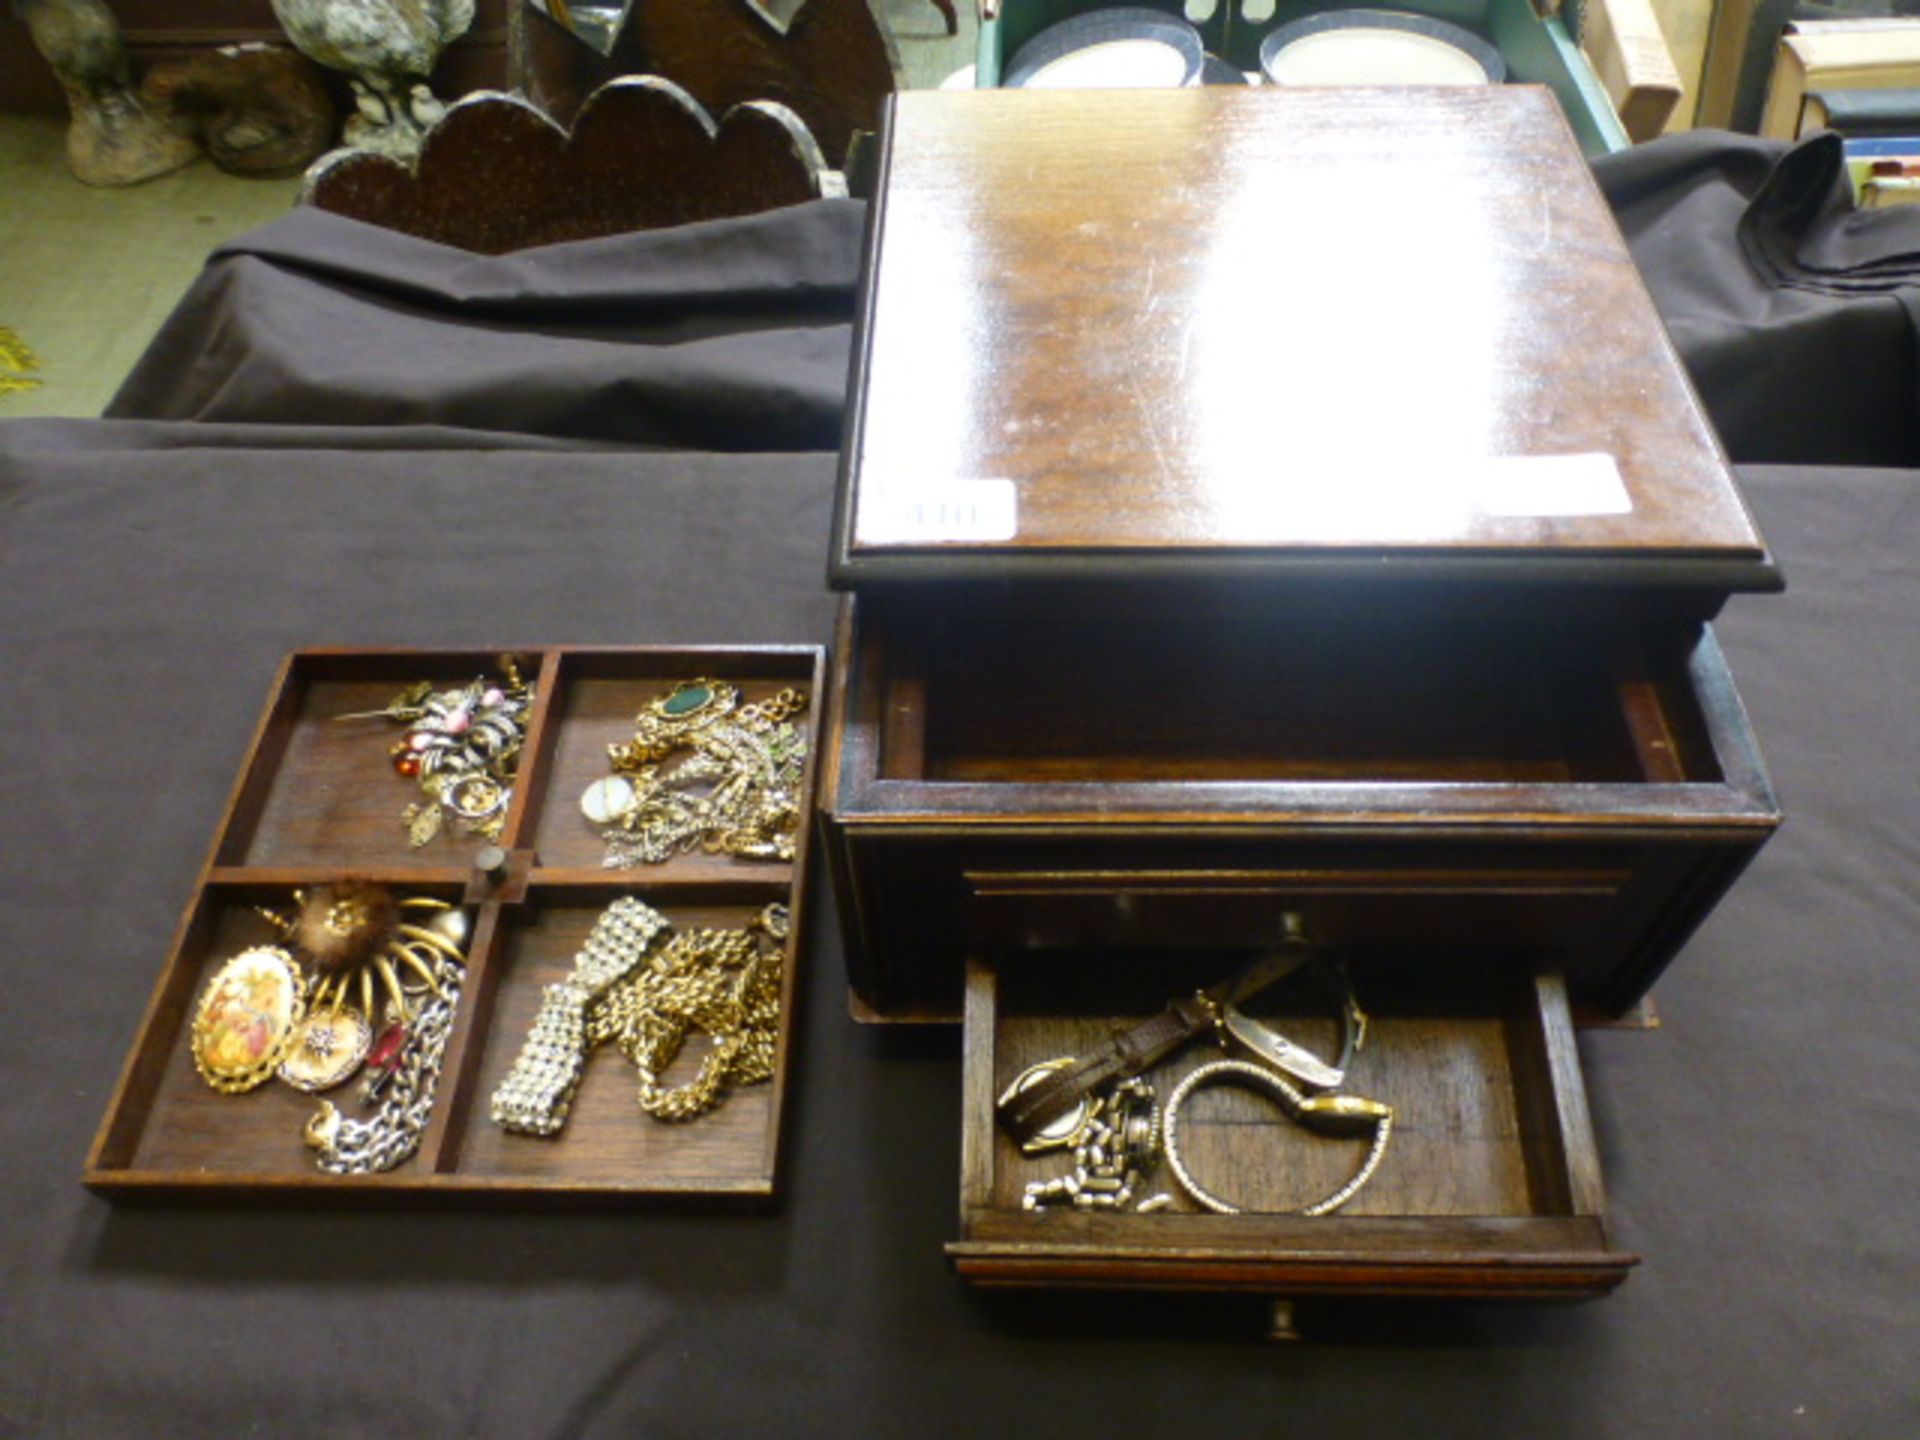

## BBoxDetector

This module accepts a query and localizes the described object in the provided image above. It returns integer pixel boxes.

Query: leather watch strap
[996,995,1210,1141]
[994,945,1313,1145]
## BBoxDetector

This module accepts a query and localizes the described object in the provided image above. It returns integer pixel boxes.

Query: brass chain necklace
[493,899,789,1137]
[588,904,788,1122]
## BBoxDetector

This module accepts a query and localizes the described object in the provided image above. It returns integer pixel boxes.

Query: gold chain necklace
[588,903,789,1123]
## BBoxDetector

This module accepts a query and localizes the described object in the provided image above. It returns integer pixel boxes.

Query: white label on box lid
[866,480,1019,544]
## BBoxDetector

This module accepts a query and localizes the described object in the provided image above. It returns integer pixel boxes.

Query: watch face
[1260,10,1505,87]
[1005,8,1206,90]
[998,1058,1099,1154]
[581,774,637,826]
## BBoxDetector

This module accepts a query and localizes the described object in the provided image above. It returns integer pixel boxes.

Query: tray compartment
[521,648,818,881]
[92,878,485,1192]
[441,884,797,1199]
[863,600,1723,789]
[952,950,1635,1297]
[215,649,551,872]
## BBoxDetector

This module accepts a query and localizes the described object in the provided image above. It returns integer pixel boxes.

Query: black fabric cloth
[91,141,1920,471]
[1733,134,1920,288]
[0,440,1915,1438]
[103,200,868,451]
[1,418,637,454]
[1593,131,1920,468]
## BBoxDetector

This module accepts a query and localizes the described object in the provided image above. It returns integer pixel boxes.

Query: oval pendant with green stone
[661,683,713,717]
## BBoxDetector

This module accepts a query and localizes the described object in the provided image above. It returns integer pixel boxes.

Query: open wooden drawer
[822,594,1780,1020]
[951,948,1637,1299]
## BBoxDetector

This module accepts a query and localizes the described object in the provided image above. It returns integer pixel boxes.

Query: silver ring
[446,774,508,821]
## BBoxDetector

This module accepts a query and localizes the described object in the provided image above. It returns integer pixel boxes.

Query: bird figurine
[15,0,200,184]
[269,0,475,159]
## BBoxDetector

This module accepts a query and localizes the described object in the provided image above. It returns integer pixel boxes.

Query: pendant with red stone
[367,1022,408,1069]
[360,1022,410,1099]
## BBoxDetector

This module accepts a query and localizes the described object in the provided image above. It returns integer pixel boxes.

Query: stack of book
[1696,4,1920,137]
[1758,16,1920,204]
[1759,18,1920,136]
[1844,133,1920,207]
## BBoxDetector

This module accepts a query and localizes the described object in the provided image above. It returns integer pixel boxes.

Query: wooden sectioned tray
[86,645,825,1205]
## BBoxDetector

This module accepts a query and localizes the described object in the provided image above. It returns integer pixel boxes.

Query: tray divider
[205,865,474,888]
[762,646,828,1185]
[498,648,565,854]
[423,899,510,1174]
[1610,634,1689,783]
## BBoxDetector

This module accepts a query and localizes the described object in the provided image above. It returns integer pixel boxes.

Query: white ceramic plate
[1258,11,1505,87]
[1265,28,1492,85]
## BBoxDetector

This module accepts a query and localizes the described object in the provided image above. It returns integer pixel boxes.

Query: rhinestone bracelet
[490,897,670,1136]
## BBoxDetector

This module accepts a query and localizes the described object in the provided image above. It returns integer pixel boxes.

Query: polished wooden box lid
[831,86,1776,596]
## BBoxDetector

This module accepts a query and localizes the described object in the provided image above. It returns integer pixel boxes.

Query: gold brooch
[277,1007,373,1092]
[190,946,307,1094]
[335,656,534,847]
[188,888,474,1174]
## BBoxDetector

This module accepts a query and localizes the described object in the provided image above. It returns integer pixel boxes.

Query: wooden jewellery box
[88,646,824,1206]
[817,88,1781,1298]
